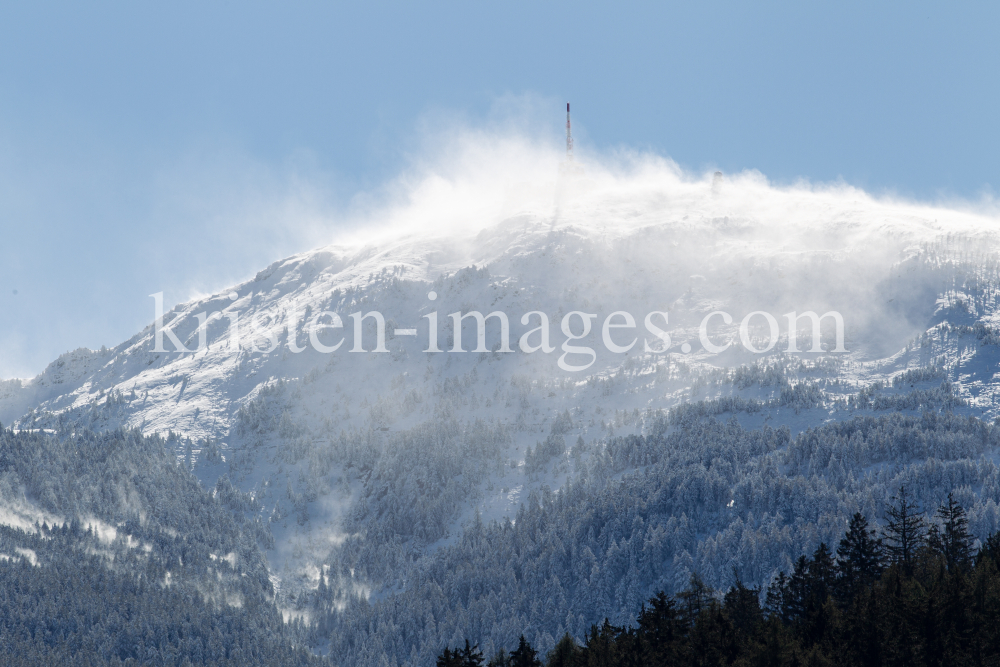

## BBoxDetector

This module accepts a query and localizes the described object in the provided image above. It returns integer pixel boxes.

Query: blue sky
[1,1,998,378]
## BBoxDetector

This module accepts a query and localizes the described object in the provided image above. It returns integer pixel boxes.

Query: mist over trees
[296,407,1000,665]
[7,364,1000,665]
[0,425,317,665]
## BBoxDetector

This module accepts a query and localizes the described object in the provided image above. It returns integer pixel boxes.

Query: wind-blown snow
[4,143,998,432]
[4,139,1000,649]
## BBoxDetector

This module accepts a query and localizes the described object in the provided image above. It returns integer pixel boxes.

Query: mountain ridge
[5,158,1000,664]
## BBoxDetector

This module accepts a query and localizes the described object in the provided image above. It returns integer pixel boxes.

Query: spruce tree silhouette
[836,512,884,601]
[884,486,926,572]
[509,635,541,667]
[930,493,974,570]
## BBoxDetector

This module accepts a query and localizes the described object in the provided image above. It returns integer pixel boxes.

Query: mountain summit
[4,155,1000,664]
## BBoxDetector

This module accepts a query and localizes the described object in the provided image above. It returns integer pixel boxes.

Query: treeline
[439,490,1000,666]
[317,411,1000,665]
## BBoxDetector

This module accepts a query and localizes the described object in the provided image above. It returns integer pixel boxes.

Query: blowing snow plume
[316,129,1000,362]
[4,131,1000,433]
[5,128,1000,665]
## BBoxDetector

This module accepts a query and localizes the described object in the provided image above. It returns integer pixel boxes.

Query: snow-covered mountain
[5,149,1000,664]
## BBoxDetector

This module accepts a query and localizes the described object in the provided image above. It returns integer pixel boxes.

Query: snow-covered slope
[5,148,1000,663]
[5,158,998,436]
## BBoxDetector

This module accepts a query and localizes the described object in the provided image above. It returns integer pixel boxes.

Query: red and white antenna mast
[566,102,574,160]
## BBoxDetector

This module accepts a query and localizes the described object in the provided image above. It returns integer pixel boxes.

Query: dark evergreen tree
[807,542,837,601]
[676,573,713,626]
[443,527,1000,667]
[783,555,812,621]
[634,591,688,665]
[930,493,974,570]
[764,571,791,624]
[978,531,1000,566]
[884,486,926,571]
[579,621,620,667]
[510,635,542,667]
[544,634,579,667]
[438,647,464,667]
[836,512,884,601]
[775,543,836,644]
[460,639,485,667]
[722,574,764,637]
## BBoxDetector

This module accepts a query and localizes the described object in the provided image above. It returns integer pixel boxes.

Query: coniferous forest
[0,424,318,666]
[439,494,1000,667]
[9,409,1000,664]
